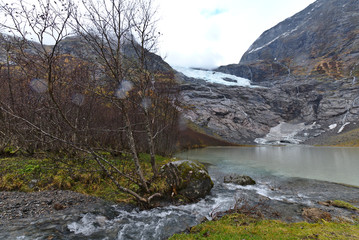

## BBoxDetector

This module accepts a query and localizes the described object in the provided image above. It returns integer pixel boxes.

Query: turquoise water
[176,146,359,186]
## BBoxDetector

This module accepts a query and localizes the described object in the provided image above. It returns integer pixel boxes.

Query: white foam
[67,180,311,239]
[67,213,109,236]
[224,183,309,204]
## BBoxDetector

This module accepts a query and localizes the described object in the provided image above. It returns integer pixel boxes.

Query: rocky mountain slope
[219,0,359,82]
[179,0,359,145]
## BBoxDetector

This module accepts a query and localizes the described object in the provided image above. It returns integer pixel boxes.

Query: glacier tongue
[255,122,317,145]
[174,66,253,87]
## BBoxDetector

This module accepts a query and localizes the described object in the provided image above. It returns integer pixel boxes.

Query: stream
[1,146,359,239]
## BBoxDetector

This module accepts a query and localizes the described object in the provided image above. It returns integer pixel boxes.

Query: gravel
[0,190,108,223]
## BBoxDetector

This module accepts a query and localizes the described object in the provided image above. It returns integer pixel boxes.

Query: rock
[161,160,213,201]
[318,201,331,207]
[53,203,66,211]
[236,0,359,81]
[0,191,112,223]
[302,208,332,223]
[222,77,237,83]
[179,0,359,146]
[223,174,256,186]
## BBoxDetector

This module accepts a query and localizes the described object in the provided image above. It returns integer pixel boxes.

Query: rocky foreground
[1,177,359,225]
[0,190,112,223]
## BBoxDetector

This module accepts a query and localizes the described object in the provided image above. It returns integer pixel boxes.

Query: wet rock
[223,174,256,186]
[161,160,214,201]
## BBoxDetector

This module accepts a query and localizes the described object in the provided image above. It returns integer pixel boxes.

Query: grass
[0,152,172,203]
[332,200,359,211]
[170,213,359,240]
[321,127,359,147]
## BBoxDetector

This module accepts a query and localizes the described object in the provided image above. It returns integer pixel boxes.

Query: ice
[255,122,316,145]
[338,122,350,134]
[174,66,252,87]
[329,124,337,130]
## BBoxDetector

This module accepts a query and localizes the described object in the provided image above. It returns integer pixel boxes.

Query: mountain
[58,36,173,73]
[218,0,359,82]
[180,0,359,145]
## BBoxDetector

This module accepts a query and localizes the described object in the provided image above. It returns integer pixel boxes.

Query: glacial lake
[176,146,359,187]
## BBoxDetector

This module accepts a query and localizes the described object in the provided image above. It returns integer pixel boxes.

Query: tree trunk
[145,114,158,178]
[124,109,149,193]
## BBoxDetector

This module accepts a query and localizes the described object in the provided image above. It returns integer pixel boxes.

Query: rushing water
[3,146,359,240]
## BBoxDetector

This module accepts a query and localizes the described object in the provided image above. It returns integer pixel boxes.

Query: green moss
[170,213,359,240]
[332,200,359,211]
[0,154,172,203]
[176,161,213,188]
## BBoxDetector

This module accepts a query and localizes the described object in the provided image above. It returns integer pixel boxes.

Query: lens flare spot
[71,93,85,106]
[30,79,48,93]
[115,80,133,99]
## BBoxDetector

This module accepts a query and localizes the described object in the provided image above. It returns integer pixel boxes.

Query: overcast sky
[156,0,315,69]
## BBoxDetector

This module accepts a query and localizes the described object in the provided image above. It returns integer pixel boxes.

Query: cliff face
[219,0,359,82]
[180,0,359,145]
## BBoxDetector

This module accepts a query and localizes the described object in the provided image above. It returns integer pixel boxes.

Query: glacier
[173,66,253,87]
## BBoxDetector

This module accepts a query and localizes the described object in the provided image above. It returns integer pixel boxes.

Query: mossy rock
[161,160,214,201]
[223,174,256,186]
[332,200,359,211]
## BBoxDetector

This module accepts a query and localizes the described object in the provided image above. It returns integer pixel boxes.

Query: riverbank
[2,148,359,239]
[0,154,172,204]
[0,190,113,223]
[170,213,359,239]
[170,175,359,239]
[1,173,359,239]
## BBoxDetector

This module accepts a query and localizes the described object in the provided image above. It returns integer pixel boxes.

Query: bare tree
[73,0,174,187]
[73,0,151,193]
[0,0,179,205]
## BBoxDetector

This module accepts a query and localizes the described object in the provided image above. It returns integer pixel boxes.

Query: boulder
[224,174,256,186]
[161,160,213,201]
[302,208,332,223]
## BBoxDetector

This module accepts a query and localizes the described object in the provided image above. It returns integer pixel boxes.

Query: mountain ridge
[218,0,359,82]
[180,0,359,145]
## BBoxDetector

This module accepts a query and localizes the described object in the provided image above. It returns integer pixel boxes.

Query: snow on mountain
[173,66,252,87]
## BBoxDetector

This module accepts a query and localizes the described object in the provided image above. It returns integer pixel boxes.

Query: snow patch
[338,122,350,134]
[174,66,253,87]
[329,124,337,130]
[248,26,299,54]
